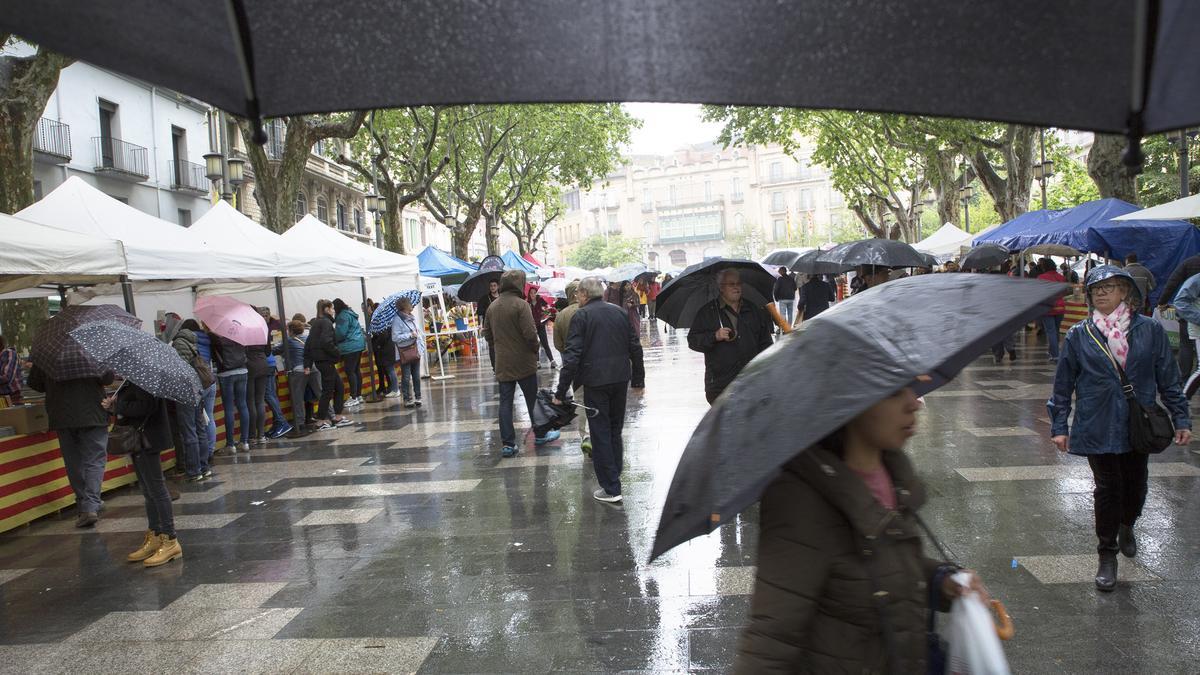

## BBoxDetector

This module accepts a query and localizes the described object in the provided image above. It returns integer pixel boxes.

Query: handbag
[191,353,216,389]
[1084,323,1174,454]
[397,342,421,365]
[107,418,149,455]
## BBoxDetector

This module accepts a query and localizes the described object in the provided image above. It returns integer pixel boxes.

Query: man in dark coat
[27,365,114,527]
[796,273,836,323]
[1157,252,1200,375]
[772,267,798,326]
[687,268,774,403]
[477,280,501,371]
[553,277,639,503]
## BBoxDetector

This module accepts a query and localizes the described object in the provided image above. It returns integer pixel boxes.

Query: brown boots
[127,531,183,567]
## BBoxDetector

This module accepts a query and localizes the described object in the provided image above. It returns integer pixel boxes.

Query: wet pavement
[1,325,1199,673]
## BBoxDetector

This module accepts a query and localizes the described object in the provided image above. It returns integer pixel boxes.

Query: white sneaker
[593,488,622,503]
[384,391,401,399]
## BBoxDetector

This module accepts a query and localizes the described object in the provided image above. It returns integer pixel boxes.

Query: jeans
[174,400,209,476]
[316,360,343,420]
[218,373,249,445]
[776,299,795,325]
[1186,338,1200,400]
[342,351,363,398]
[535,324,555,363]
[248,373,270,440]
[57,426,108,514]
[1041,314,1064,359]
[400,360,421,400]
[1087,452,1149,553]
[631,343,645,387]
[375,348,397,393]
[265,372,285,428]
[648,299,657,320]
[201,383,217,457]
[287,370,311,429]
[585,381,628,496]
[498,373,539,447]
[131,450,175,537]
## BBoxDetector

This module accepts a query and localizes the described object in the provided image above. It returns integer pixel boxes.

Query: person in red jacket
[525,284,558,369]
[1037,257,1067,361]
[647,278,662,321]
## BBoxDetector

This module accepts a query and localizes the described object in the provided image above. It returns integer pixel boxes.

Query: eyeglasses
[1091,282,1124,295]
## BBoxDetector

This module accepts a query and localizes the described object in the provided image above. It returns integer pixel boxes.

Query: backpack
[176,337,215,389]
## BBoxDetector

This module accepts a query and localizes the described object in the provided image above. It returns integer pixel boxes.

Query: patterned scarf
[1092,302,1131,368]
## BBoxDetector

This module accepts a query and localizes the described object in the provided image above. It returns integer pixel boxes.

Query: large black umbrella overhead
[31,304,142,381]
[457,269,503,303]
[70,320,203,406]
[790,249,852,276]
[817,238,928,269]
[960,243,1013,271]
[655,259,775,329]
[3,3,1197,153]
[650,273,1068,560]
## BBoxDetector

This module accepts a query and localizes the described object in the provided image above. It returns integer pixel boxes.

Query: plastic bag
[945,572,1011,675]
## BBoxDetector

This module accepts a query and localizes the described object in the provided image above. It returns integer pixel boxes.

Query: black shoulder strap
[1084,322,1136,399]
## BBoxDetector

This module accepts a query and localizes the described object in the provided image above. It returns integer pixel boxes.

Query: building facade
[553,141,852,269]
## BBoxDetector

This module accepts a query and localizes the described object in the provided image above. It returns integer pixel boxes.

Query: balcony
[731,192,745,204]
[34,118,71,163]
[168,159,208,194]
[93,136,149,181]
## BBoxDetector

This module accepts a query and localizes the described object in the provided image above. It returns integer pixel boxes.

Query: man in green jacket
[553,281,590,454]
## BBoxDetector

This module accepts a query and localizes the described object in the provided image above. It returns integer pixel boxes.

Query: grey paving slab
[165,582,289,610]
[292,637,438,674]
[273,479,482,500]
[22,513,244,536]
[0,568,32,586]
[688,566,756,596]
[957,462,1200,482]
[1017,554,1161,584]
[68,607,302,642]
[963,426,1040,437]
[294,508,384,526]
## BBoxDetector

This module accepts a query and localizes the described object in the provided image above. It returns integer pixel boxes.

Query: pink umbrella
[194,296,269,346]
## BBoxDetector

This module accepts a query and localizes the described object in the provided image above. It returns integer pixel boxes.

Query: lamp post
[366,192,385,249]
[203,109,246,211]
[911,201,925,241]
[1032,129,1055,210]
[1168,129,1197,198]
[959,184,975,233]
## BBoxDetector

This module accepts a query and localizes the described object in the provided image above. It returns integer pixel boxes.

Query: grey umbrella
[790,249,852,276]
[817,238,928,269]
[960,243,1013,271]
[31,304,141,381]
[69,320,202,406]
[650,273,1069,560]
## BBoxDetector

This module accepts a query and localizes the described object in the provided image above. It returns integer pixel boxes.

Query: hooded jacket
[210,334,247,375]
[482,270,539,382]
[334,308,367,355]
[305,314,340,367]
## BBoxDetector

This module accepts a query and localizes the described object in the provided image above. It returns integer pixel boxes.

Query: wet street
[1,325,1199,673]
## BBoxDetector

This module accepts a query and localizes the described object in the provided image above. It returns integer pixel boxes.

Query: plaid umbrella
[369,290,423,335]
[70,320,202,405]
[31,304,141,380]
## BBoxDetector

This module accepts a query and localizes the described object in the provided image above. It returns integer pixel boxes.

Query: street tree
[1133,133,1198,207]
[1086,133,1139,203]
[566,234,644,270]
[237,112,368,234]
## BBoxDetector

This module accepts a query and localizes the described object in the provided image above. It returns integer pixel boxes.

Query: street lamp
[1167,128,1198,198]
[1033,129,1054,210]
[227,156,245,187]
[203,109,241,211]
[203,151,224,183]
[959,184,975,233]
[911,200,926,241]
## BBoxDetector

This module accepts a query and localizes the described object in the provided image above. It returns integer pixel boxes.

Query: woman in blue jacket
[332,298,367,408]
[1048,265,1191,591]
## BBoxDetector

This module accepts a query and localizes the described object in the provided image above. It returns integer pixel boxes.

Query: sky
[622,102,725,156]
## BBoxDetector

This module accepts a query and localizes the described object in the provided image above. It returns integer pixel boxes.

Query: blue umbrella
[369,290,422,335]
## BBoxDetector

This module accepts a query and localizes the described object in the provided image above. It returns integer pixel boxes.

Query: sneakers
[126,530,159,562]
[238,441,250,452]
[315,421,335,431]
[384,390,402,399]
[592,488,622,503]
[334,417,355,427]
[74,511,98,528]
[534,429,561,446]
[345,396,364,408]
[501,445,518,458]
[186,474,206,483]
[580,438,592,457]
[202,469,214,479]
[267,422,293,439]
[403,398,415,408]
[414,398,423,407]
[143,534,183,567]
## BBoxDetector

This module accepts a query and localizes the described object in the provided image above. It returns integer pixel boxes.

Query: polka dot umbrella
[368,290,422,335]
[31,304,141,381]
[69,320,202,406]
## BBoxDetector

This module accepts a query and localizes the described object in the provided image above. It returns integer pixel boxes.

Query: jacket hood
[337,307,359,320]
[173,328,197,345]
[500,269,527,294]
[1084,264,1142,310]
[790,447,927,538]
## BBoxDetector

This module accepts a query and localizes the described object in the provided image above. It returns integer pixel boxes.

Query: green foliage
[725,224,766,260]
[1044,152,1100,210]
[566,235,645,269]
[1137,133,1200,207]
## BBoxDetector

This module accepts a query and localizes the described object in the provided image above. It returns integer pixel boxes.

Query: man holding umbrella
[687,269,775,403]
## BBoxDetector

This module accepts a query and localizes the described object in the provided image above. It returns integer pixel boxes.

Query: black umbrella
[531,388,579,438]
[31,304,142,381]
[650,273,1068,560]
[4,2,1197,156]
[633,271,659,285]
[817,238,928,269]
[607,263,648,283]
[960,243,1012,271]
[457,269,503,303]
[790,249,852,276]
[70,320,203,406]
[762,250,804,269]
[915,251,939,269]
[655,259,775,329]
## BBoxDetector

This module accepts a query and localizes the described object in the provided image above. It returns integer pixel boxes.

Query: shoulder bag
[1084,323,1174,454]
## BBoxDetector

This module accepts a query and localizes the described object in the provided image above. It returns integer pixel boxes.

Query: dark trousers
[400,360,421,400]
[1180,321,1195,377]
[1041,315,1064,359]
[631,344,645,387]
[487,342,496,371]
[1087,452,1149,552]
[264,372,285,428]
[248,373,270,440]
[58,426,108,514]
[342,351,363,398]
[991,332,1017,361]
[375,349,396,393]
[535,323,555,363]
[131,450,175,537]
[315,360,344,420]
[586,381,628,495]
[498,373,538,447]
[287,370,309,429]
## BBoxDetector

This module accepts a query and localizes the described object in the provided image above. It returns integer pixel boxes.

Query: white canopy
[17,177,277,281]
[915,222,974,258]
[1112,193,1200,221]
[0,211,128,294]
[282,215,419,280]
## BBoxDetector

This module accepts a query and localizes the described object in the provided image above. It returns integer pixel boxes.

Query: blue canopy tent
[416,246,476,284]
[501,250,540,275]
[975,199,1200,305]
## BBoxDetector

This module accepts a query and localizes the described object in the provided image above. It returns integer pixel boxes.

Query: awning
[0,211,128,294]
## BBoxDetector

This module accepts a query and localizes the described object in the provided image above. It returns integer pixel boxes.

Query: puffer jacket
[1048,313,1190,455]
[736,448,948,674]
[334,308,367,355]
[482,271,539,382]
[210,335,247,375]
[1170,272,1200,334]
[171,328,200,365]
[304,315,340,367]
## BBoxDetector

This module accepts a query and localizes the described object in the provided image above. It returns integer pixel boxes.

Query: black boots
[1118,524,1138,558]
[1096,553,1118,592]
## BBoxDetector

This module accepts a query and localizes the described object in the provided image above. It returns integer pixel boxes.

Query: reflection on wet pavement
[1,326,1198,672]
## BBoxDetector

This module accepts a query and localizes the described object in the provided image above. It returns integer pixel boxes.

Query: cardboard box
[0,405,49,435]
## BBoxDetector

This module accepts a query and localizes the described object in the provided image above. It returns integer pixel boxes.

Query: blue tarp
[416,246,476,278]
[975,198,1200,305]
[501,250,539,274]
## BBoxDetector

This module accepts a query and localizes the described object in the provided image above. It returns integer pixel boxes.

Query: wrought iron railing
[93,136,149,178]
[34,118,72,160]
[169,159,208,192]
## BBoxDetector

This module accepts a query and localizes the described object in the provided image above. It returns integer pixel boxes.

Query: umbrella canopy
[457,269,504,303]
[1024,243,1084,258]
[607,263,649,283]
[761,249,807,269]
[478,255,506,272]
[959,243,1013,271]
[790,249,852,276]
[531,388,578,438]
[368,290,423,335]
[655,259,775,329]
[6,2,1200,144]
[194,296,269,346]
[634,271,660,285]
[650,273,1068,560]
[538,277,572,299]
[31,304,142,381]
[70,320,203,406]
[915,251,939,269]
[1113,192,1200,221]
[817,239,928,269]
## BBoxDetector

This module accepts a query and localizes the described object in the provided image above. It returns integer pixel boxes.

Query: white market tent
[915,222,974,259]
[0,211,128,294]
[1112,193,1200,221]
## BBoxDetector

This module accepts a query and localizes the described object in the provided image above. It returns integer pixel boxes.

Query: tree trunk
[931,151,961,228]
[451,227,472,260]
[969,125,1037,223]
[0,298,48,354]
[382,196,403,254]
[0,47,73,213]
[1088,133,1139,203]
[485,213,500,256]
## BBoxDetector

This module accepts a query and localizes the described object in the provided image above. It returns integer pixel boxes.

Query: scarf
[1092,302,1131,368]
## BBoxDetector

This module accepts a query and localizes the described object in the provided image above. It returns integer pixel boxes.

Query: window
[98,99,118,168]
[295,192,308,221]
[732,150,741,160]
[799,189,814,211]
[317,196,329,224]
[607,212,619,233]
[769,161,782,181]
[226,120,241,154]
[829,190,845,207]
[563,190,580,211]
[266,119,286,158]
[731,177,742,200]
[642,187,652,208]
[669,249,688,266]
[406,217,420,248]
[177,209,192,227]
[354,208,364,234]
[668,185,677,205]
[170,126,187,185]
[658,211,723,242]
[773,219,786,240]
[704,180,712,202]
[314,139,326,157]
[771,191,785,212]
[336,201,347,230]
